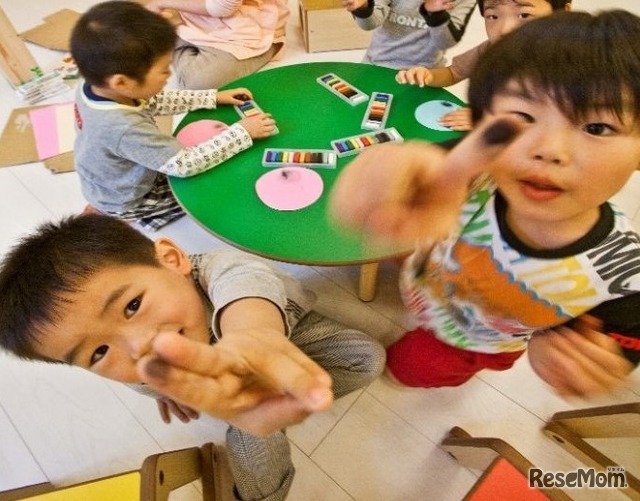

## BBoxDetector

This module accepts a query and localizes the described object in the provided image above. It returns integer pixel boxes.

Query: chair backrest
[0,443,218,501]
[441,426,571,501]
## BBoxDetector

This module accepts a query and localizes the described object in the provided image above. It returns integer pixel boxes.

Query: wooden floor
[0,1,639,499]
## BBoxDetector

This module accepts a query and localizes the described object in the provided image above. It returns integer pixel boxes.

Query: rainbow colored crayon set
[235,98,279,134]
[262,148,337,169]
[317,73,368,105]
[331,127,403,157]
[362,92,393,130]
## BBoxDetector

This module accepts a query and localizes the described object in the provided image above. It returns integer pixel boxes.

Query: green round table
[171,61,463,300]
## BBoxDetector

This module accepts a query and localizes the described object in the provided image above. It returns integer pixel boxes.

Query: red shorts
[386,328,525,388]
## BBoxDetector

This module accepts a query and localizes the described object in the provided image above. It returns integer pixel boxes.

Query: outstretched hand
[528,316,633,397]
[329,116,521,246]
[137,330,334,436]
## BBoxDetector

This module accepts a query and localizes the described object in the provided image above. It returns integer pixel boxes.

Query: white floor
[1,1,639,500]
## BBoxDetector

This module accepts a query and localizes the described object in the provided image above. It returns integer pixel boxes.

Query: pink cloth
[177,0,289,60]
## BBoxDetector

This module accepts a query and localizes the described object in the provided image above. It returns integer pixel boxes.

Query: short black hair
[468,10,640,126]
[0,214,160,362]
[70,0,176,86]
[478,0,571,16]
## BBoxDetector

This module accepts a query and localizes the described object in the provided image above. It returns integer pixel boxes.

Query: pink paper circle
[255,167,324,211]
[176,120,229,146]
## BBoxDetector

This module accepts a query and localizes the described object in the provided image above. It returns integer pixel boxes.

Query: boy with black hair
[331,9,640,395]
[0,214,385,500]
[71,1,276,231]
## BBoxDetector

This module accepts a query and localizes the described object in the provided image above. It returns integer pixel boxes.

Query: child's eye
[511,111,534,123]
[125,297,142,318]
[519,13,533,20]
[90,345,109,365]
[583,123,616,136]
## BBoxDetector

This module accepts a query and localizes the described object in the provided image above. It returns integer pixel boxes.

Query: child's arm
[528,316,634,397]
[146,0,242,17]
[148,89,219,116]
[329,116,521,245]
[395,65,460,88]
[343,0,390,30]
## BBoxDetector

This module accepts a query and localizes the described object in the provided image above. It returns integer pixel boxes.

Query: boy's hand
[528,316,633,397]
[217,88,254,106]
[156,397,200,424]
[342,0,368,12]
[137,330,334,436]
[239,114,277,139]
[396,66,434,87]
[424,0,455,13]
[439,107,472,131]
[329,117,521,245]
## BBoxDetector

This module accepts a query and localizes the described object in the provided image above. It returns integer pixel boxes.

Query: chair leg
[543,404,640,500]
[358,261,379,302]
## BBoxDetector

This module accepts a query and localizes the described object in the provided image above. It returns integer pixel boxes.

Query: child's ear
[154,238,192,275]
[106,73,135,94]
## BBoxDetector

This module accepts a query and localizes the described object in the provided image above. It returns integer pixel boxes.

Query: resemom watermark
[529,466,628,489]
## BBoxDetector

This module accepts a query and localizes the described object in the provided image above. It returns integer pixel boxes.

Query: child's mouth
[519,179,563,201]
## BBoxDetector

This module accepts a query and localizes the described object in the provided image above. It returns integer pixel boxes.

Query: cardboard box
[299,0,372,52]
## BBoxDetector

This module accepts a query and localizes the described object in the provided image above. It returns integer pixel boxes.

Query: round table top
[171,61,463,265]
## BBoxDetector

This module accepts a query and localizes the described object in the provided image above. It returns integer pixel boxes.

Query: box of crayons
[262,148,337,169]
[361,92,393,130]
[235,99,279,135]
[317,73,368,106]
[331,127,403,157]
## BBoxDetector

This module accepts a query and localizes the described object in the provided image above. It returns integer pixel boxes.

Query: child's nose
[530,129,571,166]
[128,330,156,360]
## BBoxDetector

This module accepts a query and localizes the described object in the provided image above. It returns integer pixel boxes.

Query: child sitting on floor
[396,0,571,130]
[331,9,640,395]
[0,214,385,500]
[72,1,276,231]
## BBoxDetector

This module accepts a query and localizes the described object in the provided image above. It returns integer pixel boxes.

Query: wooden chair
[0,442,224,501]
[441,426,572,501]
[543,402,640,500]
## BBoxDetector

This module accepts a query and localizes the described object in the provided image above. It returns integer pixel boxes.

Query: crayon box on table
[299,0,372,52]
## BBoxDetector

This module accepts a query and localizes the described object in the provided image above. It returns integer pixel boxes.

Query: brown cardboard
[0,106,74,173]
[19,9,81,52]
[298,0,372,52]
[44,151,74,173]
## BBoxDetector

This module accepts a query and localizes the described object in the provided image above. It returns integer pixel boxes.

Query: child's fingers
[442,115,523,178]
[546,327,631,395]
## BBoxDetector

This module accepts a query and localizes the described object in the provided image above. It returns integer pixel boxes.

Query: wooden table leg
[358,262,379,302]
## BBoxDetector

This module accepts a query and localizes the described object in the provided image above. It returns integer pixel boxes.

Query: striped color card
[361,92,393,130]
[235,99,279,134]
[262,148,337,169]
[331,127,403,157]
[29,102,75,160]
[317,73,368,106]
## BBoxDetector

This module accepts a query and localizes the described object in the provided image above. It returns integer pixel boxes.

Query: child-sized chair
[543,402,640,500]
[441,426,572,501]
[0,442,223,501]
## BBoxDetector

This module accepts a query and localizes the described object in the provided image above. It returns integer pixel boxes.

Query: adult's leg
[173,40,279,89]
